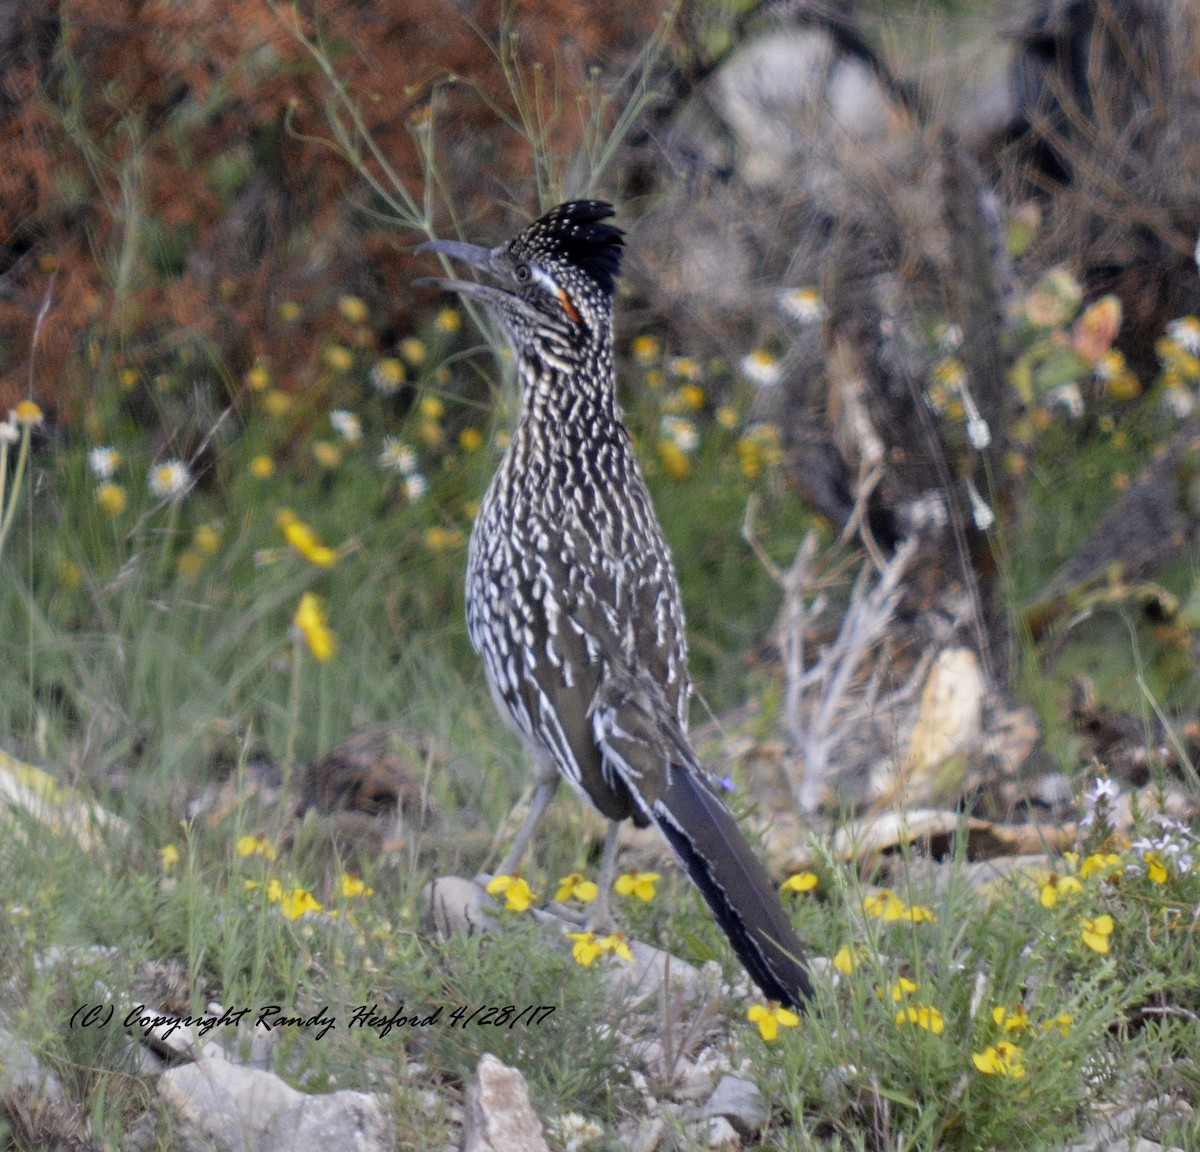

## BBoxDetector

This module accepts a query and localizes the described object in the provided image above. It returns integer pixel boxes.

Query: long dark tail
[592,671,813,1009]
[652,766,813,1008]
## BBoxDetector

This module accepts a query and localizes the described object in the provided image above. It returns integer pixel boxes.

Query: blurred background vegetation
[2,1,1200,1147]
[2,0,1199,820]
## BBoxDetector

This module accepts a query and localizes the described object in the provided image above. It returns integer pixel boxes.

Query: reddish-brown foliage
[0,0,667,418]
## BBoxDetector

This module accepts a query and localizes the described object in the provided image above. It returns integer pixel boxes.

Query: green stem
[281,636,303,791]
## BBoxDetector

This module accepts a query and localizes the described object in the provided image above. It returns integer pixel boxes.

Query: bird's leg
[488,774,559,879]
[585,821,622,932]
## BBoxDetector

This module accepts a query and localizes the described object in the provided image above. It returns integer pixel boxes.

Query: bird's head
[416,200,624,363]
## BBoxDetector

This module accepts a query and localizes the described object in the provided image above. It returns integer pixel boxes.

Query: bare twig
[797,538,916,812]
[743,497,917,813]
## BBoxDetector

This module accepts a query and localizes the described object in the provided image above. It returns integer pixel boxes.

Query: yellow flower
[293,592,336,661]
[1040,874,1083,908]
[1081,913,1114,954]
[262,389,293,418]
[323,344,354,373]
[1143,851,1168,885]
[278,300,301,322]
[1157,332,1200,382]
[486,874,535,912]
[895,1003,945,1034]
[236,835,278,861]
[12,400,44,427]
[668,356,702,381]
[424,526,463,553]
[418,395,445,421]
[632,334,660,364]
[1096,350,1140,399]
[265,877,283,902]
[657,439,691,479]
[279,887,322,919]
[1080,852,1124,880]
[194,523,221,555]
[972,1041,1025,1077]
[312,440,342,469]
[245,362,271,391]
[370,357,406,393]
[614,871,660,902]
[601,931,633,962]
[250,455,275,478]
[833,944,861,974]
[458,427,484,452]
[55,559,82,589]
[888,977,919,1001]
[991,1005,1030,1033]
[782,871,819,894]
[338,295,369,324]
[277,510,337,566]
[435,307,461,333]
[748,1002,800,1042]
[1042,1013,1073,1036]
[567,931,604,966]
[176,549,205,580]
[118,367,139,390]
[160,844,181,871]
[555,873,599,904]
[716,405,738,429]
[95,482,127,516]
[340,873,374,898]
[399,337,426,365]
[678,383,706,410]
[862,890,908,921]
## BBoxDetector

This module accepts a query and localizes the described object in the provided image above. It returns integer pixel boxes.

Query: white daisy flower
[148,460,192,500]
[660,416,699,452]
[1166,316,1200,355]
[1047,383,1084,420]
[1162,384,1195,418]
[329,409,362,444]
[379,437,417,474]
[88,446,121,479]
[778,287,826,325]
[740,349,783,388]
[0,416,18,445]
[403,473,427,501]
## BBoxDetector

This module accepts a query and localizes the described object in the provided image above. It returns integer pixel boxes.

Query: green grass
[2,7,1199,1147]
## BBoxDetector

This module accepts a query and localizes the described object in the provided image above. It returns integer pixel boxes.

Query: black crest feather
[513,200,624,297]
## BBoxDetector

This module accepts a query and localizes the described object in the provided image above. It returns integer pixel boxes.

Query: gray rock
[423,876,497,937]
[703,1075,767,1138]
[159,1057,390,1152]
[462,1053,549,1152]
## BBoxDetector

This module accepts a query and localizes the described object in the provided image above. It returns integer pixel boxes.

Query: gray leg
[491,776,559,877]
[586,821,622,931]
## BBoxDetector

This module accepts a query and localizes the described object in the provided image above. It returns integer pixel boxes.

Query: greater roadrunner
[417,201,813,1008]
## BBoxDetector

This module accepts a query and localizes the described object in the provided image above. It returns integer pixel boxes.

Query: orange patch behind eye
[555,287,581,323]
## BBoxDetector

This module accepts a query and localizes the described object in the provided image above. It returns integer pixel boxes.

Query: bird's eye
[515,263,531,283]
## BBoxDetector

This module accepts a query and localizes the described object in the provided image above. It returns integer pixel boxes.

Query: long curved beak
[415,239,494,272]
[413,239,510,306]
